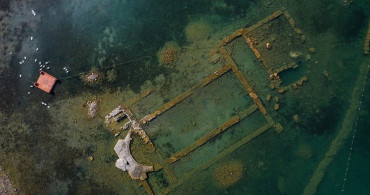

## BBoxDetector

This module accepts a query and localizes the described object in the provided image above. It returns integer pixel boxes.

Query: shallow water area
[0,0,369,194]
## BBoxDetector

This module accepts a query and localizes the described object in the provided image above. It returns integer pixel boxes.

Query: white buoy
[36,48,39,51]
[30,36,33,41]
[35,59,37,62]
[31,10,36,16]
[19,74,22,78]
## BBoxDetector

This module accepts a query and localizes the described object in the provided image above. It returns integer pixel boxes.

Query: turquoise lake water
[0,0,369,194]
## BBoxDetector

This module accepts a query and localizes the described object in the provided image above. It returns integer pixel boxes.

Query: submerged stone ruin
[105,105,155,180]
[114,131,154,181]
[94,8,368,195]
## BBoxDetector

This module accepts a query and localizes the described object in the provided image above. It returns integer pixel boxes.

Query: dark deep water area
[0,0,369,194]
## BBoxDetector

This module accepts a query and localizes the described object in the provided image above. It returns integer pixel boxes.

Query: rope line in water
[56,40,245,81]
[32,41,234,82]
[341,62,370,194]
[58,55,152,81]
[19,42,232,91]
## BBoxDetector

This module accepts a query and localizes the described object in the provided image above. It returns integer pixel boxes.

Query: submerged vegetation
[299,97,346,135]
[0,0,369,194]
[184,20,212,43]
[157,41,180,68]
[213,160,244,188]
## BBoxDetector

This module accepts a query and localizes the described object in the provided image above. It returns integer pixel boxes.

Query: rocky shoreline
[0,166,16,194]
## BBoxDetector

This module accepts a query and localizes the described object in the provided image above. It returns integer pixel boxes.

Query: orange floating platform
[34,71,57,93]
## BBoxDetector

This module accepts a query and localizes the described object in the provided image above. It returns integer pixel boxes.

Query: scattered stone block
[266,42,272,50]
[209,53,220,64]
[266,94,272,102]
[309,47,316,54]
[289,51,302,59]
[323,70,329,78]
[293,114,299,122]
[278,87,287,94]
[294,28,303,35]
[275,123,284,133]
[297,76,308,86]
[249,92,259,100]
[270,83,275,89]
[288,18,295,27]
[301,34,306,42]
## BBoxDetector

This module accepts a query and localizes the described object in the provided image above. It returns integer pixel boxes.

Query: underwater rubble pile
[80,67,104,85]
[85,99,99,118]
